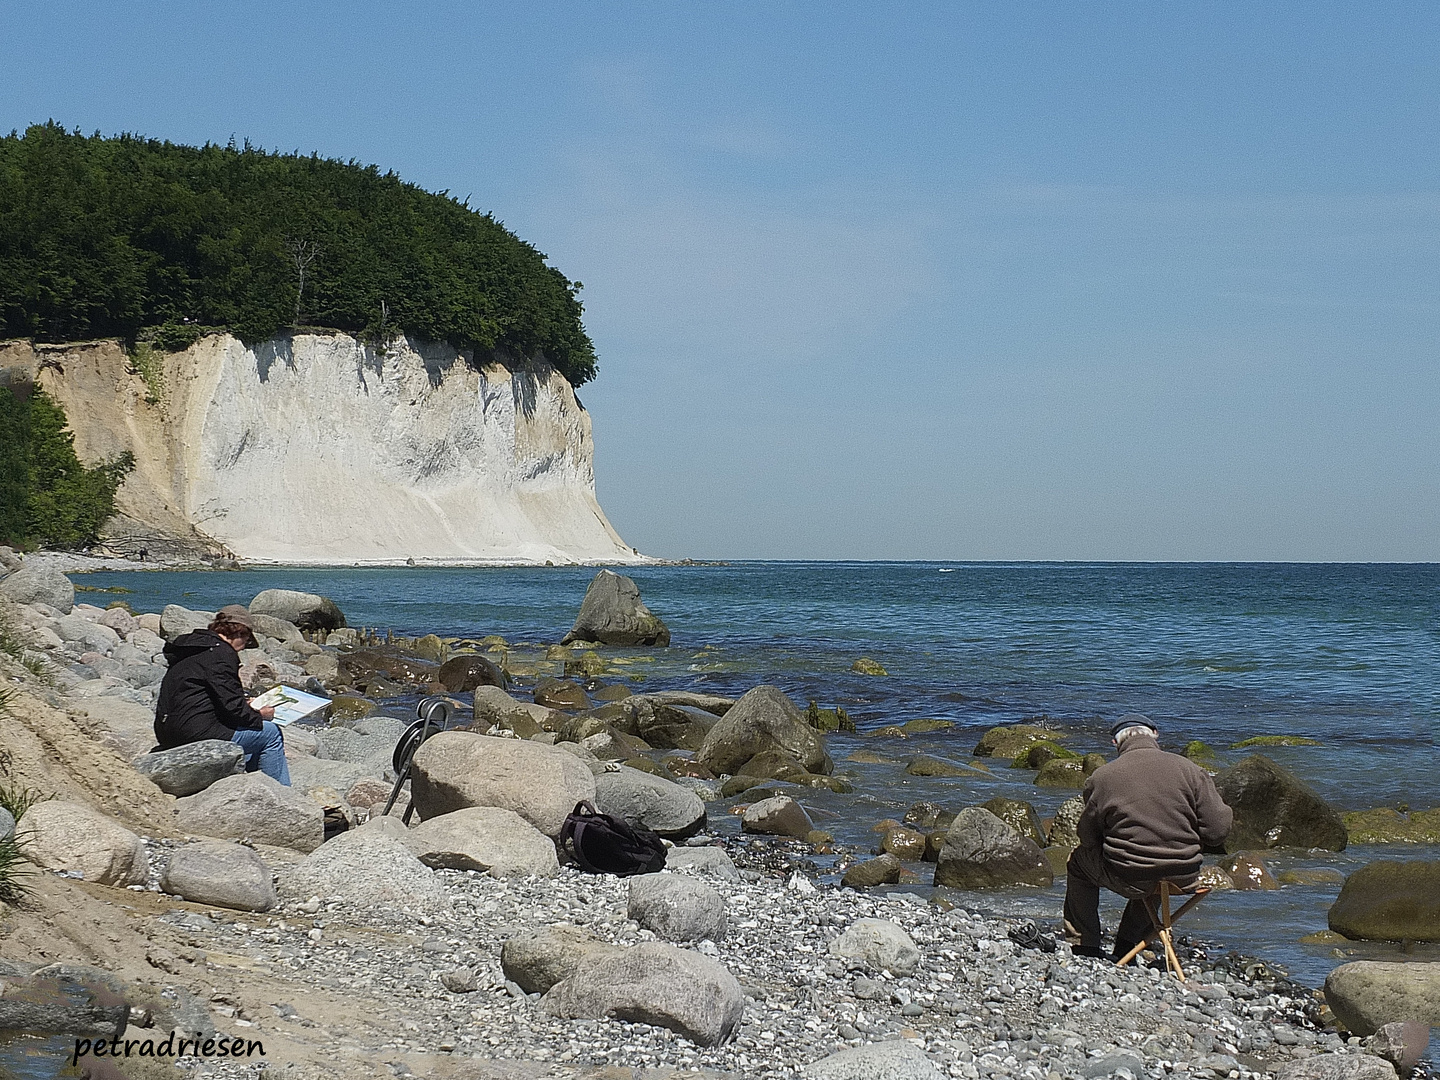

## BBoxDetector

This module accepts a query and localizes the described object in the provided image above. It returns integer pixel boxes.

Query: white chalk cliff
[1,332,644,565]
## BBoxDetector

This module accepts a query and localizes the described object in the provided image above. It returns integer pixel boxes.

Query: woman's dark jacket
[154,630,266,749]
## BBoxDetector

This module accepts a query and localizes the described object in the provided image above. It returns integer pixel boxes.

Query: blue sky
[5,3,1438,560]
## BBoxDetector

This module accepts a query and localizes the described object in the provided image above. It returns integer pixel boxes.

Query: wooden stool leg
[1157,882,1186,983]
[1116,893,1165,968]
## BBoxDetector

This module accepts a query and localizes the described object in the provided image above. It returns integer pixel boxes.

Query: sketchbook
[249,685,331,726]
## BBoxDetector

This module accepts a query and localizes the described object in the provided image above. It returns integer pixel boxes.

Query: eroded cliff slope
[0,332,642,564]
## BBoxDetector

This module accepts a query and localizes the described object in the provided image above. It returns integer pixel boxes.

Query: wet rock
[628,873,727,942]
[1232,735,1323,749]
[404,806,559,878]
[665,846,740,880]
[20,801,148,886]
[805,1039,944,1079]
[534,677,591,712]
[593,765,706,840]
[1035,758,1087,788]
[542,942,744,1046]
[980,797,1046,846]
[1214,754,1348,851]
[1011,740,1078,769]
[826,918,920,975]
[904,802,955,830]
[880,827,927,860]
[560,570,670,647]
[0,566,74,613]
[1328,861,1440,942]
[501,925,624,995]
[741,795,814,838]
[175,772,325,853]
[409,730,596,838]
[904,755,975,778]
[1278,867,1346,886]
[933,807,1053,889]
[806,702,856,733]
[1343,808,1440,845]
[1275,1054,1397,1080]
[842,854,903,889]
[1197,864,1235,890]
[437,653,506,693]
[410,633,446,662]
[636,703,717,750]
[900,718,952,735]
[132,739,246,798]
[339,647,440,688]
[1324,961,1440,1036]
[280,829,448,911]
[1366,1021,1430,1078]
[972,723,1066,759]
[1048,794,1085,847]
[850,657,888,676]
[1184,740,1220,767]
[1221,851,1280,890]
[696,685,833,776]
[249,588,346,632]
[160,840,276,912]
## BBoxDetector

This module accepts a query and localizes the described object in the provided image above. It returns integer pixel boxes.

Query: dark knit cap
[1109,713,1158,739]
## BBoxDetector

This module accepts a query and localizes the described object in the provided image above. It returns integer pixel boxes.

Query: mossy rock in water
[973,723,1066,759]
[1047,795,1085,847]
[1230,735,1322,749]
[1343,807,1440,845]
[1082,753,1107,775]
[545,644,572,660]
[1299,930,1348,944]
[903,802,956,830]
[851,657,888,676]
[1184,739,1219,763]
[411,633,447,663]
[980,797,1045,846]
[480,634,508,648]
[1220,851,1279,890]
[1034,758,1087,789]
[846,749,897,765]
[329,695,377,722]
[901,718,954,735]
[790,773,853,794]
[905,755,975,778]
[1213,754,1347,851]
[1328,860,1440,942]
[867,725,909,739]
[880,826,928,861]
[842,853,902,889]
[564,651,606,678]
[804,700,855,733]
[1010,740,1079,770]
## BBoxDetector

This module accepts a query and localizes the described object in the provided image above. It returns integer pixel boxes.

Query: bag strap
[566,816,603,874]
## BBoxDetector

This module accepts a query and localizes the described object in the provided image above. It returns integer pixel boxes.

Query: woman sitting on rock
[154,605,290,785]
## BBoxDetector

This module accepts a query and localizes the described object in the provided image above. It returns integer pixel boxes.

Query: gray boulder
[1367,1021,1431,1078]
[1324,961,1440,1037]
[161,841,276,912]
[0,567,74,613]
[1328,861,1440,942]
[132,740,245,796]
[664,846,740,880]
[248,611,302,643]
[1276,1055,1398,1080]
[696,685,833,776]
[56,615,120,653]
[500,925,624,995]
[741,794,813,838]
[280,829,448,911]
[1214,754,1347,851]
[628,873,727,942]
[0,807,14,843]
[826,918,921,975]
[561,570,670,647]
[404,807,559,878]
[805,1040,945,1080]
[1048,795,1086,847]
[409,731,596,838]
[160,604,215,641]
[249,588,346,632]
[934,807,1053,889]
[594,765,706,840]
[20,801,148,886]
[175,772,325,853]
[842,854,903,889]
[542,941,744,1046]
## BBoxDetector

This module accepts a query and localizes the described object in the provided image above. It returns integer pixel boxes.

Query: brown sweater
[1076,733,1232,878]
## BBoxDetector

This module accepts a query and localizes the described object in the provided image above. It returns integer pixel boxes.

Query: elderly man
[1064,714,1232,960]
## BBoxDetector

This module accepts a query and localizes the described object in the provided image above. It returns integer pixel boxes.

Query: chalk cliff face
[0,332,642,565]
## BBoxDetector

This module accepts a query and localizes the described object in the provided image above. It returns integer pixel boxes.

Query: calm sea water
[78,562,1440,992]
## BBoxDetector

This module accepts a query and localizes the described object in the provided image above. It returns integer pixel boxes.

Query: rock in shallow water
[741,794,813,838]
[933,806,1053,889]
[1214,753,1348,851]
[696,685,833,776]
[561,570,670,647]
[1328,860,1440,942]
[249,588,346,632]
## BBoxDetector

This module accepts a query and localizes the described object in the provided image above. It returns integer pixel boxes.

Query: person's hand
[258,706,276,720]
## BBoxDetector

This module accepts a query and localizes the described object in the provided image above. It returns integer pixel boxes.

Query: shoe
[1111,940,1143,962]
[1072,945,1106,959]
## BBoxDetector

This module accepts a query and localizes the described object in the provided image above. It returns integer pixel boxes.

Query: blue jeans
[231,722,291,785]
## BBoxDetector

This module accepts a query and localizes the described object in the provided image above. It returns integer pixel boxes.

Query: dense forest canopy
[0,123,597,385]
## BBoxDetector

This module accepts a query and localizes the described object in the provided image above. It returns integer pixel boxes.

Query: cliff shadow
[254,337,296,383]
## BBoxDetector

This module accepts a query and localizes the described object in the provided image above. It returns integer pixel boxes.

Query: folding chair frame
[1115,881,1211,982]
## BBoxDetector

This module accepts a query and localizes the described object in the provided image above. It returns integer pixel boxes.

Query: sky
[4,2,1438,561]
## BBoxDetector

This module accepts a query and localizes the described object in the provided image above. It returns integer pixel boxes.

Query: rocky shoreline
[0,557,1434,1080]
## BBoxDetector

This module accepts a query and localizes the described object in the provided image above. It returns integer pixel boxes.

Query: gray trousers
[1063,845,1198,956]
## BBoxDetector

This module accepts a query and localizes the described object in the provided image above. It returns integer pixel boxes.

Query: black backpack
[560,801,667,876]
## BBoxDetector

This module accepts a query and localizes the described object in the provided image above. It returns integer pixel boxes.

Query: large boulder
[408,731,596,838]
[160,604,215,641]
[175,772,325,853]
[805,1040,945,1080]
[20,802,148,886]
[1367,1021,1431,1078]
[1344,808,1440,845]
[500,926,624,995]
[438,653,506,694]
[1329,862,1440,942]
[0,567,74,613]
[542,942,744,1046]
[696,685,833,777]
[826,918,921,976]
[933,807,1053,889]
[249,589,346,632]
[1048,795,1086,848]
[1276,1056,1398,1080]
[132,740,245,797]
[404,807,559,878]
[1324,962,1440,1036]
[594,766,706,840]
[280,829,448,911]
[247,611,302,644]
[1213,754,1347,851]
[561,570,670,647]
[741,794,814,838]
[628,873,727,942]
[160,841,276,912]
[981,797,1046,847]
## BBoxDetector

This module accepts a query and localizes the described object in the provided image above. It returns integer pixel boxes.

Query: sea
[78,561,1440,998]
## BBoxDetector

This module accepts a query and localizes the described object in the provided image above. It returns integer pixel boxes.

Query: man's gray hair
[1113,724,1155,746]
